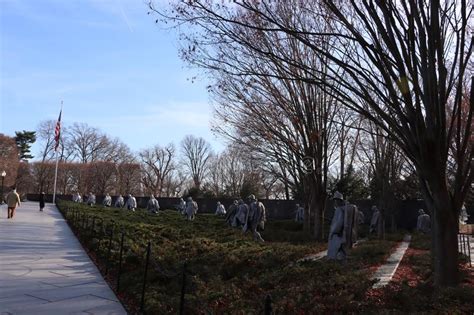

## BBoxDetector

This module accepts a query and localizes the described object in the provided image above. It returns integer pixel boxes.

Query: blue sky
[0,0,224,158]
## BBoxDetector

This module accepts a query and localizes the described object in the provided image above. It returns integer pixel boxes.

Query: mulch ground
[365,247,428,301]
[390,247,426,286]
[365,246,474,309]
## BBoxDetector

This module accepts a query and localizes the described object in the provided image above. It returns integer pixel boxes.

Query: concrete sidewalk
[0,201,126,314]
[371,234,412,289]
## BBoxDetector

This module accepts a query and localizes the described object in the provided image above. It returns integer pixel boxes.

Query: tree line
[1,122,285,199]
[1,113,426,203]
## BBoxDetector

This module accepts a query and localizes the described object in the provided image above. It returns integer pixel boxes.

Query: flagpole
[53,149,59,204]
[52,101,63,204]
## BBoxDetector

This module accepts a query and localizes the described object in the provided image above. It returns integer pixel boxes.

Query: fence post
[117,232,125,293]
[78,211,82,231]
[95,219,101,253]
[85,215,90,236]
[179,261,187,315]
[264,294,273,315]
[105,224,115,275]
[140,241,151,314]
[91,217,96,237]
[466,235,472,267]
[462,234,467,256]
[458,234,461,253]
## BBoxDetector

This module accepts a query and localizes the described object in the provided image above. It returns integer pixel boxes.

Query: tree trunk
[391,214,396,232]
[421,172,460,287]
[377,211,384,239]
[312,197,326,240]
[431,190,459,286]
[302,184,313,234]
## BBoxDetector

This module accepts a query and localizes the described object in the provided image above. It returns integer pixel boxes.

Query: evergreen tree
[331,165,370,201]
[15,130,36,161]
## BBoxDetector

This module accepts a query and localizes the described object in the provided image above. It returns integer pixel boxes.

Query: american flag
[54,109,62,151]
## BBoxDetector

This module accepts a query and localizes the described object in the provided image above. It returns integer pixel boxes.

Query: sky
[0,0,225,158]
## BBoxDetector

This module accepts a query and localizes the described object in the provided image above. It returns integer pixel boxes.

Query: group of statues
[70,189,467,250]
[175,197,197,220]
[73,192,201,219]
[326,191,437,261]
[72,192,138,211]
[327,191,363,260]
[220,195,267,242]
[176,196,199,220]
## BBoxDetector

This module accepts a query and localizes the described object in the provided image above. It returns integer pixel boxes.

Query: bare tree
[139,143,176,196]
[357,119,407,236]
[220,147,248,197]
[180,135,212,189]
[66,123,110,163]
[159,2,340,237]
[15,162,34,194]
[155,0,473,286]
[85,162,117,195]
[102,138,135,164]
[57,162,82,195]
[203,146,275,198]
[205,154,226,197]
[162,169,187,197]
[117,163,142,196]
[31,162,55,194]
[36,120,71,162]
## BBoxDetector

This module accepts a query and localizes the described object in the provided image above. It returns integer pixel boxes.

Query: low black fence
[458,233,472,267]
[57,203,274,314]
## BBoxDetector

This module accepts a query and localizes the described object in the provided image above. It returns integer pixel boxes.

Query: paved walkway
[0,202,126,315]
[297,238,368,263]
[371,234,411,289]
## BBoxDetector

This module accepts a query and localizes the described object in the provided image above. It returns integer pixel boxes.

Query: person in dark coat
[39,192,45,212]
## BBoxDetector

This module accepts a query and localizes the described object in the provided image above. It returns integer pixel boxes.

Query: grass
[58,201,468,314]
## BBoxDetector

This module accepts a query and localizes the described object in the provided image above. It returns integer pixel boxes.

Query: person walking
[39,192,45,212]
[6,188,21,219]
